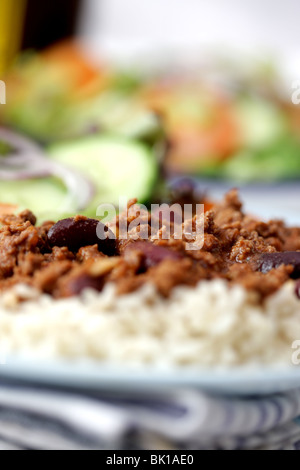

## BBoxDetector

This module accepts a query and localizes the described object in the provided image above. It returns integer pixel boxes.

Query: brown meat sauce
[0,190,299,301]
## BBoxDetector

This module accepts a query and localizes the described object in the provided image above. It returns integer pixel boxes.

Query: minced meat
[0,190,298,300]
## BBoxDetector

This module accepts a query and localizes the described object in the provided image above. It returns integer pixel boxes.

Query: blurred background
[0,0,300,222]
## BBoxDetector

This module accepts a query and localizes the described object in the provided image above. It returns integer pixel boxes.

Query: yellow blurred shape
[0,0,26,75]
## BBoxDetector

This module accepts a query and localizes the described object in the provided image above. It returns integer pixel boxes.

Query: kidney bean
[125,241,183,269]
[169,177,201,204]
[258,252,300,278]
[47,216,116,256]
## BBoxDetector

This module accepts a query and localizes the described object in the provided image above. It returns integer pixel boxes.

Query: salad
[0,41,299,221]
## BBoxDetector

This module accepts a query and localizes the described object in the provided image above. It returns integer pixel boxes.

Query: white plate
[0,187,299,397]
[0,194,299,398]
[192,179,300,226]
[1,358,300,396]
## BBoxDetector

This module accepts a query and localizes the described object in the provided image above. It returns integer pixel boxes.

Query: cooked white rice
[0,280,299,366]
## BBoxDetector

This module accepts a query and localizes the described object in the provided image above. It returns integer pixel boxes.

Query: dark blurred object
[152,176,214,215]
[21,0,82,50]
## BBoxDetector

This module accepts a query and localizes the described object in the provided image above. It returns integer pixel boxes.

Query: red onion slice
[45,159,95,211]
[0,127,95,211]
[0,153,53,179]
[0,127,45,154]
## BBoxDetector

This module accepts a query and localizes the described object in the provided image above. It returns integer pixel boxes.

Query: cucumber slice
[48,136,158,217]
[234,96,287,149]
[0,178,72,221]
[0,136,158,221]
